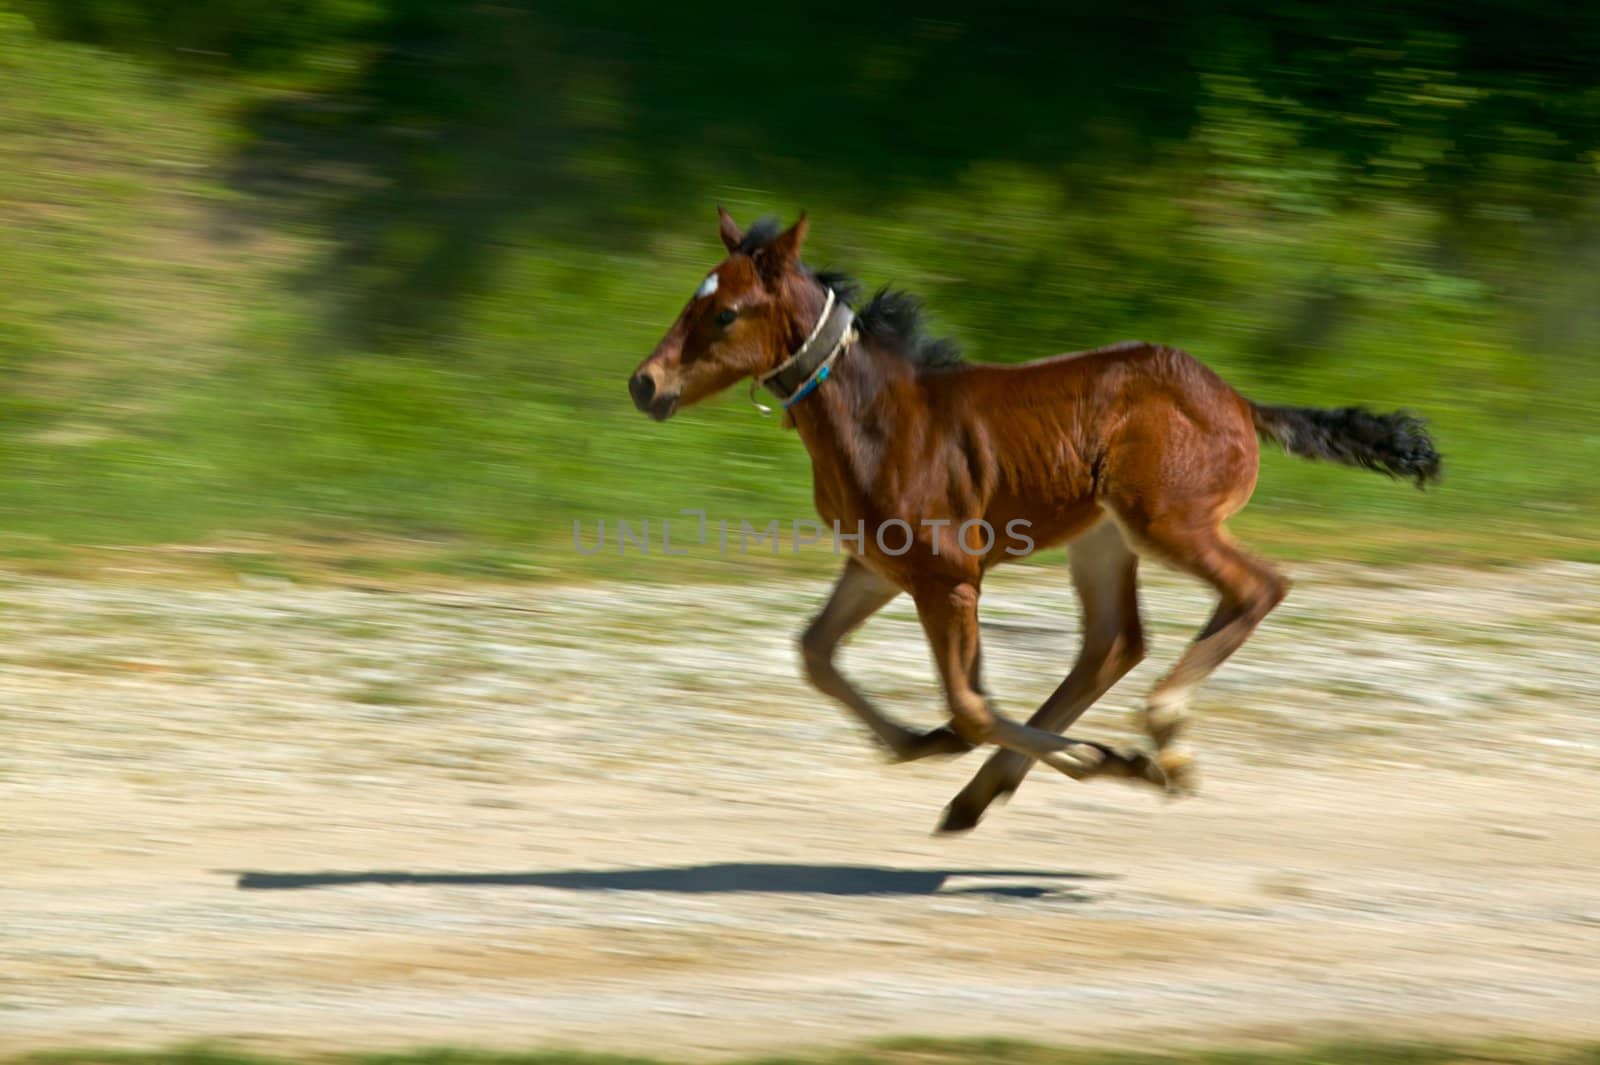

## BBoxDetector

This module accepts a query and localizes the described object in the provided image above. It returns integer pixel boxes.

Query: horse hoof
[914,725,976,760]
[936,801,983,834]
[1157,748,1199,797]
[1090,745,1169,793]
[1041,746,1101,780]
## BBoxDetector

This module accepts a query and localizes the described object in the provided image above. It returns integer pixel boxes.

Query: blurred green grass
[2,5,1598,580]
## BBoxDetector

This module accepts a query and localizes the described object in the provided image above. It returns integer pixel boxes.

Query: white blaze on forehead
[694,272,719,300]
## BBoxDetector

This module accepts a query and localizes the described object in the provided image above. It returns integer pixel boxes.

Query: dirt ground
[3,561,1599,1057]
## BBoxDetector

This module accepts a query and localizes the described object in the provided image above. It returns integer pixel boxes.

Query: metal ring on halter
[749,378,775,416]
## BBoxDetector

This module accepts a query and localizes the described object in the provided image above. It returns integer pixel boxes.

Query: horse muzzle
[628,371,679,422]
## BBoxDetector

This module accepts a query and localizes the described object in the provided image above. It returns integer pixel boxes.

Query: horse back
[923,341,1258,547]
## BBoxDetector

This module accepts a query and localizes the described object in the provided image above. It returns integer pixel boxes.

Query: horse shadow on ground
[231,862,1109,900]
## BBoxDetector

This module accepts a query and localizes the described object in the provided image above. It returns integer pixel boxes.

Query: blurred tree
[4,0,1598,556]
[17,0,1597,343]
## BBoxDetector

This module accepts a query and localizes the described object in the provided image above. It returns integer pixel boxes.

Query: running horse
[628,210,1441,833]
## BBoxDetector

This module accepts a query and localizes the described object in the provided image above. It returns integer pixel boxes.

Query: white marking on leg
[1143,687,1191,744]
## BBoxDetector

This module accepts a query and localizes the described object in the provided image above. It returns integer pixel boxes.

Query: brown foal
[629,210,1441,833]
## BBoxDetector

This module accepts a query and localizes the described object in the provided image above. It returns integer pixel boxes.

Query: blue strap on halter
[782,364,831,409]
[752,290,854,414]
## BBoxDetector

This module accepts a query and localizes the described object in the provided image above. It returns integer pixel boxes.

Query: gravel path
[3,563,1599,1057]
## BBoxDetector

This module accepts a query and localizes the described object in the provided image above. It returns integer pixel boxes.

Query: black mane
[845,285,963,368]
[732,216,963,368]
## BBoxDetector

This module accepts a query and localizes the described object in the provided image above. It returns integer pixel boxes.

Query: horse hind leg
[1125,518,1289,792]
[913,579,1165,793]
[940,519,1145,833]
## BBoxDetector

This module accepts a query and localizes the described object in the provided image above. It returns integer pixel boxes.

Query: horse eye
[715,308,737,327]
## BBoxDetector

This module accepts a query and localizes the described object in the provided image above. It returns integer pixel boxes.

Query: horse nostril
[629,373,656,410]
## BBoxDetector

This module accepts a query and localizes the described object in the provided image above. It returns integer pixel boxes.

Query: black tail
[1250,403,1442,488]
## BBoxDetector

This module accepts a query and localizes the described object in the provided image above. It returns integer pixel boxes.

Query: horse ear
[760,212,808,276]
[717,206,743,253]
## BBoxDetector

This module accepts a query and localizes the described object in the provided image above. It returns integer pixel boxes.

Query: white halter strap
[748,287,853,415]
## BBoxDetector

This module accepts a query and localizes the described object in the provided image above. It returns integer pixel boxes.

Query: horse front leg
[913,579,1165,789]
[940,520,1147,831]
[801,559,972,762]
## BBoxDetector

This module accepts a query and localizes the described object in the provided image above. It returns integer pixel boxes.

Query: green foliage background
[2,1,1598,576]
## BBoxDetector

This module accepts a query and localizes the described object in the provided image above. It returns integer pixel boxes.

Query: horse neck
[786,332,916,500]
[773,273,922,501]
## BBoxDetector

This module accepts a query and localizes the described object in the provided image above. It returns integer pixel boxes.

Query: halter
[748,286,856,415]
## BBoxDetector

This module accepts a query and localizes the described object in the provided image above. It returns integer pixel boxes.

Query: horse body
[795,338,1263,585]
[630,209,1440,833]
